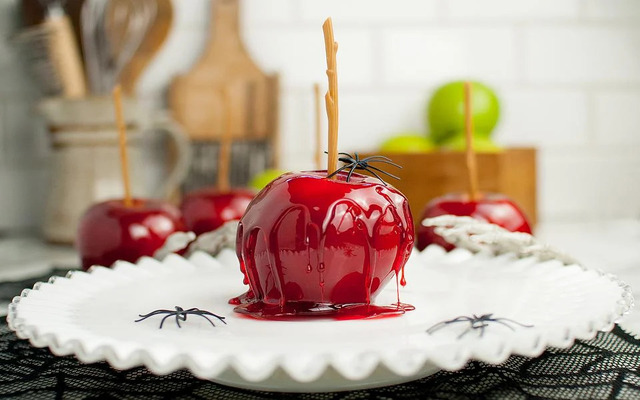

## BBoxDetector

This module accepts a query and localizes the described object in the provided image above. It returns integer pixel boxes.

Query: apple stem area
[112,85,133,208]
[323,18,339,178]
[464,81,480,201]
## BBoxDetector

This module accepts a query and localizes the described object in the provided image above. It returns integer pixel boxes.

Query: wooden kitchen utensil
[103,0,158,94]
[19,0,88,97]
[118,0,172,95]
[83,0,155,94]
[171,0,278,141]
[21,0,85,52]
[169,0,279,191]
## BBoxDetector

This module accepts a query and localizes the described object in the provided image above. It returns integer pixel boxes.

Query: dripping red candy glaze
[231,171,415,319]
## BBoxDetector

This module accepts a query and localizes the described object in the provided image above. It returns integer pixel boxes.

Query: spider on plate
[135,306,226,329]
[427,313,533,339]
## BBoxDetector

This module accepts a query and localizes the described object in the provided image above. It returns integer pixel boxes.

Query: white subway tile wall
[497,89,589,147]
[235,0,640,223]
[445,0,581,20]
[382,27,518,85]
[594,92,640,145]
[298,0,439,23]
[2,0,640,232]
[245,28,375,87]
[0,0,49,232]
[524,27,640,85]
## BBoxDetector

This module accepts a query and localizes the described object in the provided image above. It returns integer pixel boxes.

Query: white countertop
[2,221,640,335]
[535,220,640,336]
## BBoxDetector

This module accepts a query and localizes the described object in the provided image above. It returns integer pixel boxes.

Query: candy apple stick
[218,88,232,192]
[464,81,480,201]
[323,18,339,177]
[112,85,133,207]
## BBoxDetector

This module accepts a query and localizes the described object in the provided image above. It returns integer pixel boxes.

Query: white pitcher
[38,96,191,244]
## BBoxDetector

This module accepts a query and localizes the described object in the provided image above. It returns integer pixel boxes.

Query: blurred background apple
[77,199,185,270]
[379,133,436,153]
[417,193,532,251]
[428,81,500,148]
[440,135,502,153]
[249,169,286,190]
[180,188,255,235]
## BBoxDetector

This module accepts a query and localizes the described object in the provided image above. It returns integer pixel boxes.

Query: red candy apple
[233,170,415,319]
[77,199,186,270]
[180,188,254,235]
[416,192,532,251]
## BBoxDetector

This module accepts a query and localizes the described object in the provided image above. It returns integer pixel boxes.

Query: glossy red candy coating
[77,199,185,270]
[416,193,533,251]
[233,171,415,319]
[180,188,254,235]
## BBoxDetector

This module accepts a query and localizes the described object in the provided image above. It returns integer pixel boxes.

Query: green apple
[249,169,286,190]
[440,133,502,153]
[428,81,500,144]
[380,133,436,153]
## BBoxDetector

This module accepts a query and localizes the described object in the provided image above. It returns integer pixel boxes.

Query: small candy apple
[380,133,436,153]
[180,188,254,235]
[77,199,185,270]
[417,193,532,251]
[233,167,415,319]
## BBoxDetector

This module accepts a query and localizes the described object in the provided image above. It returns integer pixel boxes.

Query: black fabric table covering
[2,269,640,399]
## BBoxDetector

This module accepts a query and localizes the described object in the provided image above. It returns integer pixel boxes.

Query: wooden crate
[358,147,537,228]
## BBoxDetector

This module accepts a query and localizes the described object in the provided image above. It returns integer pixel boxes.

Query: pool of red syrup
[231,171,415,320]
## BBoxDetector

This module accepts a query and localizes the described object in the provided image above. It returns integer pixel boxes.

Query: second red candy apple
[180,188,254,235]
[417,193,532,251]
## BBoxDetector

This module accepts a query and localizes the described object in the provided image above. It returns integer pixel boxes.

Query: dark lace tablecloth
[2,269,640,400]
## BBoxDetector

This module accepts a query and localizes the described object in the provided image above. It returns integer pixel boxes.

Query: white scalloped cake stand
[7,247,633,393]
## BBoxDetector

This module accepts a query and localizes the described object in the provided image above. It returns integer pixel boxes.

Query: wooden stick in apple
[218,88,232,192]
[314,82,322,170]
[112,85,133,207]
[464,81,480,201]
[180,87,255,235]
[323,18,339,177]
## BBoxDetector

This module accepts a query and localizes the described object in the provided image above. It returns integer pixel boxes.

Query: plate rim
[6,246,635,390]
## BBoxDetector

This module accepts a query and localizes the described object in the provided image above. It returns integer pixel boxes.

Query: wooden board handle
[208,0,242,52]
[45,13,87,98]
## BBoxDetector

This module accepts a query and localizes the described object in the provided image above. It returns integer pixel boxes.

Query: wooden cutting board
[169,0,278,143]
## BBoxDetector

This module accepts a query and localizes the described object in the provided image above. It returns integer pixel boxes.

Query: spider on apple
[427,313,533,339]
[326,152,401,185]
[135,306,226,329]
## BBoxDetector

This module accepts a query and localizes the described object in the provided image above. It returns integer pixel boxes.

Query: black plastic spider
[426,313,533,339]
[326,152,401,185]
[135,306,227,329]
